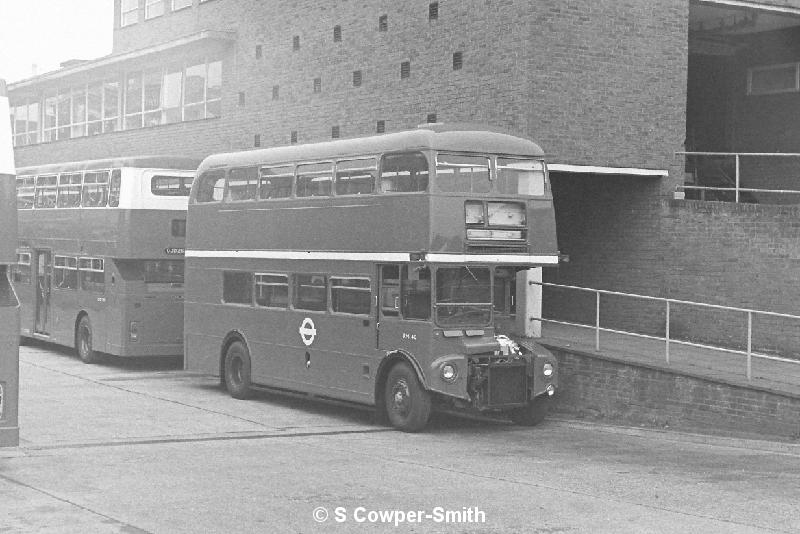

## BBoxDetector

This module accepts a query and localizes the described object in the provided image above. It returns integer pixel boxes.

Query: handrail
[676,151,800,203]
[530,281,800,381]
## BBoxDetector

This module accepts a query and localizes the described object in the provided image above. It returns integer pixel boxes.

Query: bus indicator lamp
[546,384,555,396]
[543,363,554,377]
[129,321,139,342]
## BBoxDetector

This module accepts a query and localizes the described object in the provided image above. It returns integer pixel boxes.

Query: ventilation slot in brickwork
[333,25,342,42]
[256,45,262,59]
[293,36,300,51]
[453,51,463,71]
[427,113,437,123]
[313,78,321,93]
[254,134,261,147]
[377,120,385,133]
[379,15,388,31]
[353,70,362,87]
[238,92,245,106]
[272,85,279,100]
[429,2,439,20]
[400,61,410,79]
[332,126,340,139]
[291,131,298,144]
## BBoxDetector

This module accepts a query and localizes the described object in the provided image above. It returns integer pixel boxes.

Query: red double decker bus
[12,156,200,362]
[185,125,559,431]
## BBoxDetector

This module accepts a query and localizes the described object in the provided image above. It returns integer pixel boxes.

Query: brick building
[7,0,800,352]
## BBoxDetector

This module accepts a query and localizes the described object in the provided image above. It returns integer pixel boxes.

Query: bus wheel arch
[375,351,431,432]
[221,331,253,400]
[75,312,100,364]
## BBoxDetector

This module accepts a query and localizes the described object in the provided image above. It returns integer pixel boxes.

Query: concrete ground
[2,342,799,533]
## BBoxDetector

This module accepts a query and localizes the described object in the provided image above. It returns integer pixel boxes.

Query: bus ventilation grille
[487,365,527,406]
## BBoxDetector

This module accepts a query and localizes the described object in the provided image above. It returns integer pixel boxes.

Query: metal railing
[676,151,800,203]
[530,281,800,381]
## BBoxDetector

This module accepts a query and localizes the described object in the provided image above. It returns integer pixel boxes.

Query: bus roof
[17,155,202,175]
[196,125,545,173]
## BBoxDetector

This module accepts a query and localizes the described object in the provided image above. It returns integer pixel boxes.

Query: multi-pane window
[83,171,111,207]
[145,0,165,19]
[54,256,79,290]
[10,99,39,146]
[121,0,139,26]
[330,277,371,315]
[79,257,105,292]
[335,159,377,195]
[16,176,35,209]
[259,165,294,199]
[172,0,192,10]
[152,175,192,196]
[294,274,327,311]
[255,274,289,308]
[56,173,82,208]
[296,163,333,197]
[380,152,429,192]
[227,167,258,201]
[748,62,800,95]
[34,175,57,208]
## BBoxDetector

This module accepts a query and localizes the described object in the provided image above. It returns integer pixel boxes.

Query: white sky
[0,0,113,83]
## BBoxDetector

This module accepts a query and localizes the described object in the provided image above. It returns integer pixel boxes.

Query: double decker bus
[185,125,559,431]
[11,156,200,363]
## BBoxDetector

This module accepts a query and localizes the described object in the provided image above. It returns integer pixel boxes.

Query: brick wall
[548,345,800,439]
[547,174,800,357]
[22,0,687,178]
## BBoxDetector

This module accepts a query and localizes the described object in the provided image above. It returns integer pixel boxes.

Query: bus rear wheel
[76,315,100,364]
[224,340,253,400]
[509,395,550,426]
[384,362,431,432]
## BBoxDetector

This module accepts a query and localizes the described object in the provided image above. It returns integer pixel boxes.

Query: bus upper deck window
[296,163,333,197]
[83,170,110,207]
[380,152,429,193]
[436,154,490,193]
[109,169,121,206]
[57,173,82,208]
[259,166,293,199]
[152,175,192,196]
[496,158,546,196]
[335,158,377,195]
[228,167,259,201]
[195,170,226,203]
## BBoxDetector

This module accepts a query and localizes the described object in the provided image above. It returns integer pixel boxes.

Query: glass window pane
[335,159,377,195]
[296,163,333,197]
[162,66,182,123]
[88,84,102,122]
[436,154,490,193]
[207,60,222,101]
[255,274,289,308]
[151,175,191,196]
[294,274,326,311]
[750,64,797,94]
[83,171,109,207]
[185,63,206,104]
[380,152,429,192]
[227,167,258,201]
[497,158,546,196]
[109,170,121,207]
[331,277,371,315]
[103,81,119,119]
[401,266,430,320]
[195,170,226,202]
[259,166,294,199]
[223,271,252,304]
[125,72,143,114]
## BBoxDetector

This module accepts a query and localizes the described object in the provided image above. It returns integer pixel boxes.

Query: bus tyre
[224,340,253,400]
[76,315,100,364]
[384,362,431,432]
[510,395,550,426]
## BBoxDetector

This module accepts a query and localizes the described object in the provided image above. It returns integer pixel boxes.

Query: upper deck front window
[436,154,490,193]
[496,158,547,196]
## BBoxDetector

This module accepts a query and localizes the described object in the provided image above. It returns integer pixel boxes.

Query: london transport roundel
[298,317,317,346]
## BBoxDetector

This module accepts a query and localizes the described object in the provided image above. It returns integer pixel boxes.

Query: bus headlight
[129,321,139,342]
[441,363,458,382]
[543,363,554,377]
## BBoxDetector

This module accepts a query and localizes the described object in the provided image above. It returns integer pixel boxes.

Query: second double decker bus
[185,125,559,431]
[11,156,200,362]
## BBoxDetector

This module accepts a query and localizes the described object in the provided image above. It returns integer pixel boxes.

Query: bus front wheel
[510,395,550,426]
[384,362,431,432]
[224,340,253,400]
[76,315,100,364]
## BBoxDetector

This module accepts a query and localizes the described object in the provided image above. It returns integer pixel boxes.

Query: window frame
[254,273,290,309]
[53,255,79,290]
[747,62,800,96]
[222,271,254,305]
[145,0,165,19]
[292,273,327,312]
[329,276,372,316]
[78,257,106,293]
[121,0,139,27]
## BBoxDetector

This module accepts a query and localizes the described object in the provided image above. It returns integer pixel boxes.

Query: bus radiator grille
[486,365,527,406]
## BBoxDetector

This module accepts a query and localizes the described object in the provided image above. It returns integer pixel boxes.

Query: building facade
[8,0,800,352]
